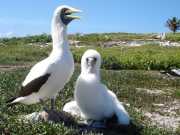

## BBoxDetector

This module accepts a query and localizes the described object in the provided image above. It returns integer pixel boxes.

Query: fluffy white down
[63,101,85,118]
[64,49,130,125]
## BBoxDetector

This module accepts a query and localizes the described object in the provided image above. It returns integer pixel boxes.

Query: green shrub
[72,45,180,70]
[166,33,180,41]
[1,40,180,70]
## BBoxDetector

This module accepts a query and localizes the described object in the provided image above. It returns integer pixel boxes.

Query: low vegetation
[0,43,50,65]
[73,45,180,70]
[1,42,180,70]
[0,67,179,135]
[69,33,154,43]
[0,32,180,46]
[166,33,180,41]
[0,34,180,134]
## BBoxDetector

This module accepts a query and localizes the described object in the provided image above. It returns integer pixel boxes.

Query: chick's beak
[87,57,96,67]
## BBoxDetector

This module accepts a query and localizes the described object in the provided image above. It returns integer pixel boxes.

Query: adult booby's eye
[62,8,71,16]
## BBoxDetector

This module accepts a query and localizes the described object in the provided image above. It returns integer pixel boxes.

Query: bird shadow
[44,110,143,135]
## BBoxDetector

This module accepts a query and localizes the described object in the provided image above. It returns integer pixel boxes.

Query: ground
[0,64,179,135]
[0,33,180,134]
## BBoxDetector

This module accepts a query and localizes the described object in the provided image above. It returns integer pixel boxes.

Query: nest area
[37,110,142,135]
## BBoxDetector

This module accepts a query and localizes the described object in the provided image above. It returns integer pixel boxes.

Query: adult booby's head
[53,5,81,26]
[81,49,101,74]
[51,5,81,49]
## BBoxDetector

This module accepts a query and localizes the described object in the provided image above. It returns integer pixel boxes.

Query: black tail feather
[6,97,17,107]
[6,97,17,103]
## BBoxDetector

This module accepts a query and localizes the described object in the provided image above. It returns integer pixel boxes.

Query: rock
[152,103,164,107]
[21,110,76,126]
[21,112,42,122]
[160,69,180,77]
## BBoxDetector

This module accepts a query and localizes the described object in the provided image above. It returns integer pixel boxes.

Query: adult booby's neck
[51,15,69,51]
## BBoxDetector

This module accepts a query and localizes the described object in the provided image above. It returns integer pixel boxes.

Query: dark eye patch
[86,57,97,62]
[61,8,67,14]
[61,8,73,25]
[62,8,71,15]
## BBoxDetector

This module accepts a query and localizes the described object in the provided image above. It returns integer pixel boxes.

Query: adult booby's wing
[19,73,51,97]
[6,73,51,104]
[6,58,52,104]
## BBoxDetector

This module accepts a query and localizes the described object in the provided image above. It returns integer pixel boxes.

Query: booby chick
[6,5,81,110]
[74,49,130,125]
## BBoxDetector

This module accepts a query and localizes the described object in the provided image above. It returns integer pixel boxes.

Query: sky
[0,0,179,37]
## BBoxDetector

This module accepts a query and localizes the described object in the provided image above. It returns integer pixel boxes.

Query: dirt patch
[136,88,167,95]
[0,64,32,71]
[142,99,180,130]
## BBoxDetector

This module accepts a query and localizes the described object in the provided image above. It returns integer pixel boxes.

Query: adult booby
[74,49,130,125]
[7,5,81,110]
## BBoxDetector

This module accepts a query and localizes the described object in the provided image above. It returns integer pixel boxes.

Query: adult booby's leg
[39,98,48,112]
[51,97,56,110]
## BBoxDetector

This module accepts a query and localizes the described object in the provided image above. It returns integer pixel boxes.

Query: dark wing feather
[19,73,51,97]
[6,73,51,107]
[6,97,18,104]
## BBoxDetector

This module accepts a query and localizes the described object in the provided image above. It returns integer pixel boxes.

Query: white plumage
[7,5,81,109]
[64,49,130,125]
[63,101,84,117]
